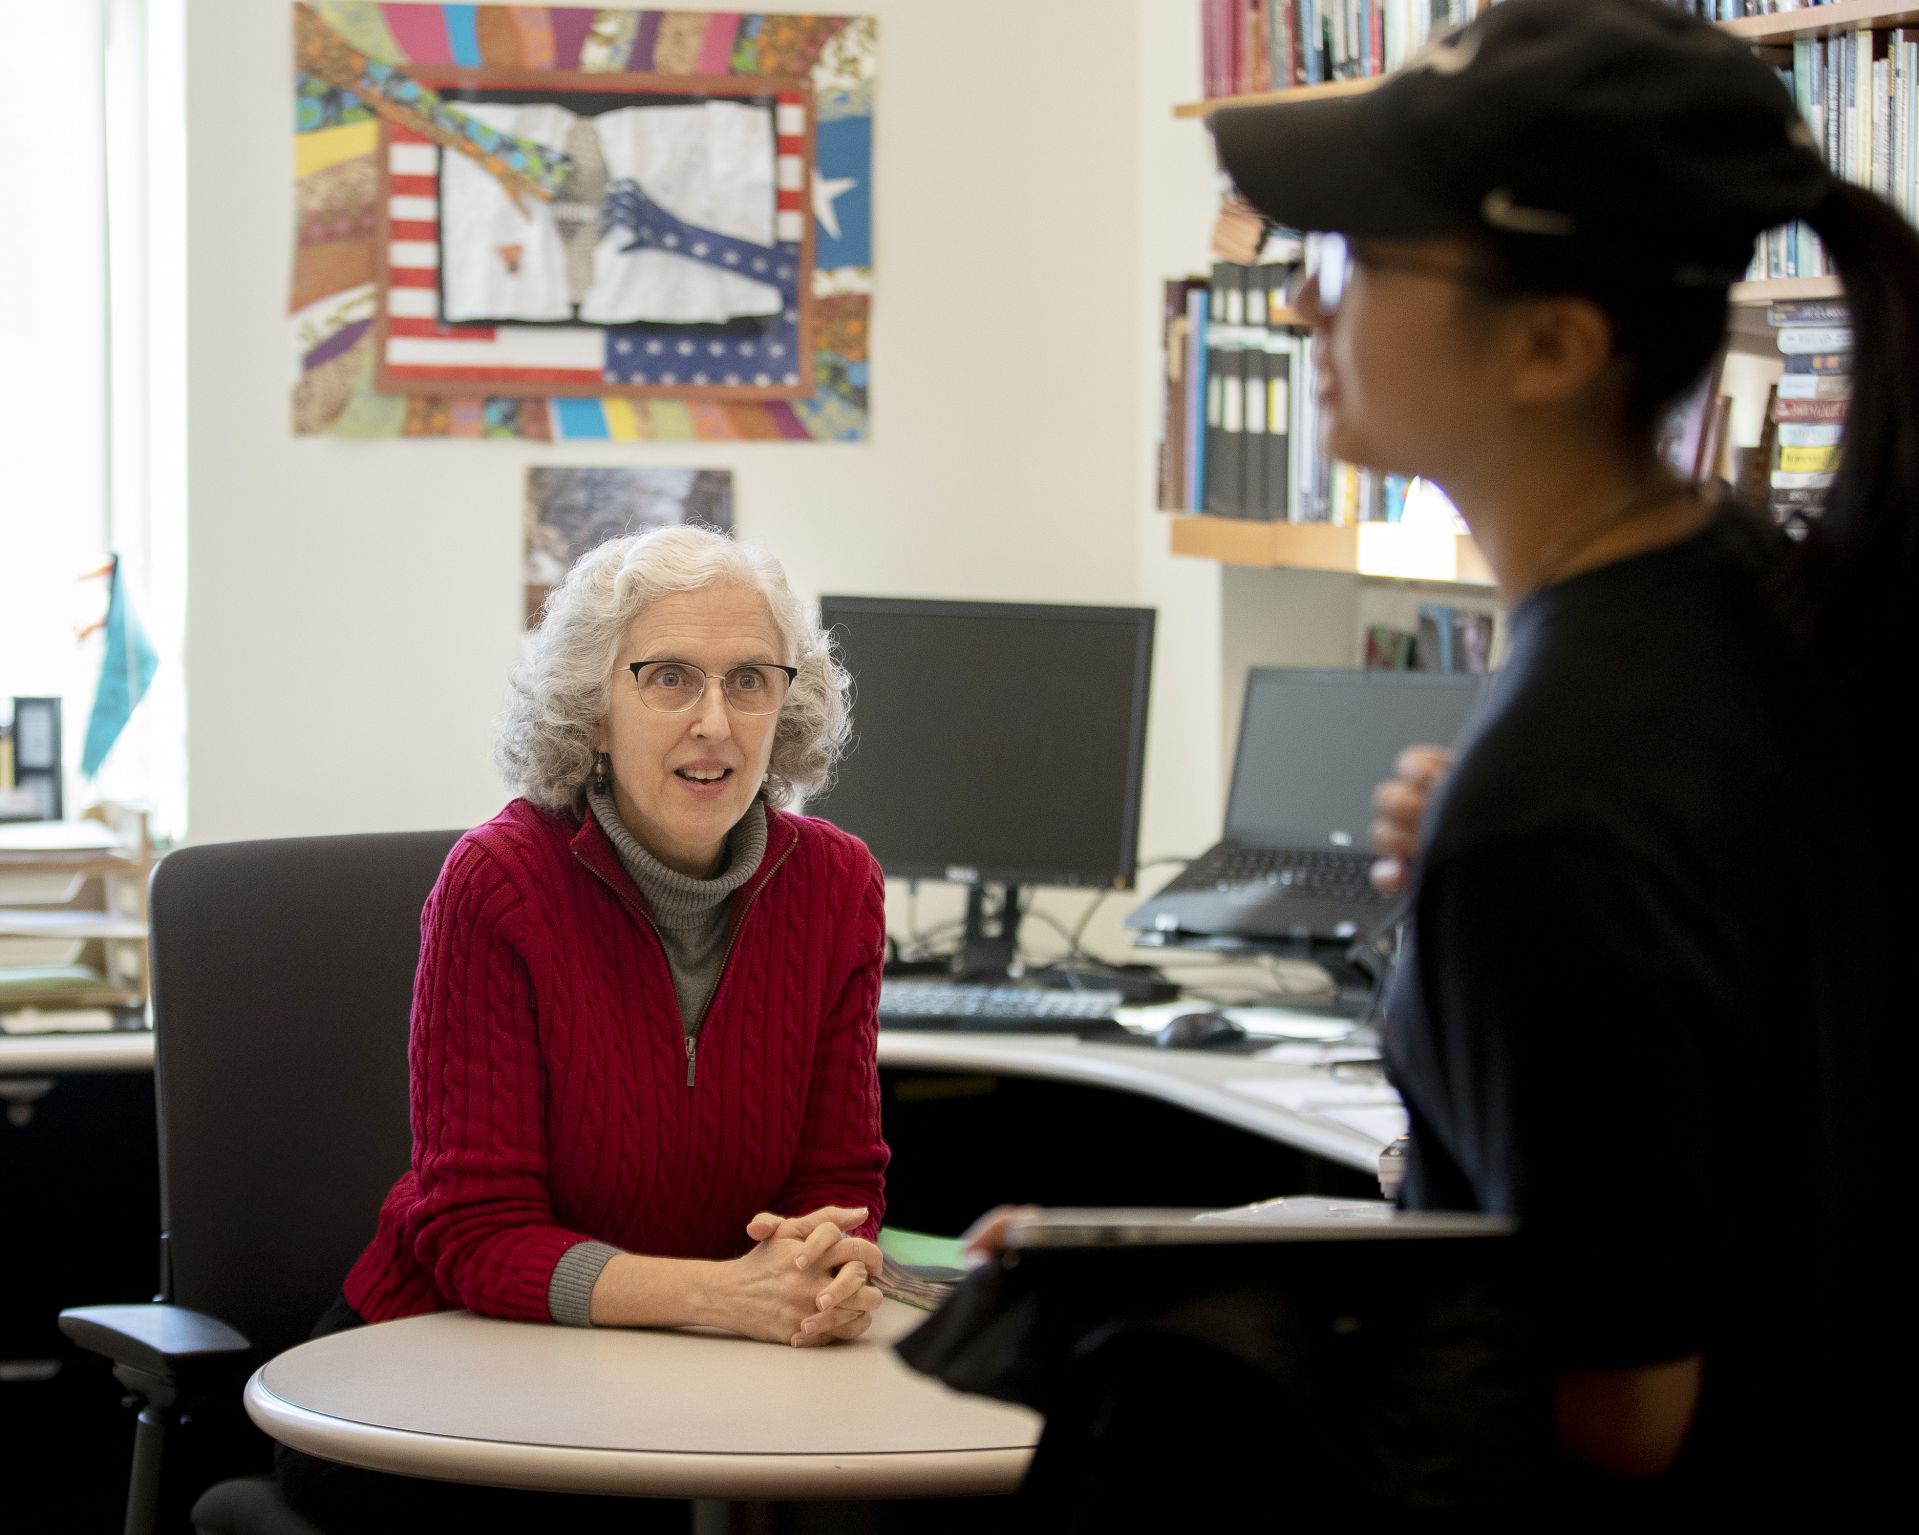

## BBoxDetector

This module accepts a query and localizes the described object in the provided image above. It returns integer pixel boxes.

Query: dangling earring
[591,751,611,794]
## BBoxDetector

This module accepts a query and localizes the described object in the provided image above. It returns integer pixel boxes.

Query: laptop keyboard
[1171,845,1386,906]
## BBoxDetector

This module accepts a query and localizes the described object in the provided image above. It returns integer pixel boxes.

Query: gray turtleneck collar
[586,788,767,930]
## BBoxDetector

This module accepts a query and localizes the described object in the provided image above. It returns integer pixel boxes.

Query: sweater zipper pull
[684,1033,697,1088]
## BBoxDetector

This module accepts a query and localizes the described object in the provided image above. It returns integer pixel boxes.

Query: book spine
[1266,334,1293,521]
[1774,325,1855,353]
[1769,487,1830,509]
[1244,328,1269,518]
[1202,0,1218,99]
[1182,291,1197,514]
[1874,50,1892,202]
[1767,299,1849,325]
[1781,351,1854,376]
[1908,38,1918,221]
[1776,373,1852,400]
[1775,423,1844,450]
[1776,443,1840,474]
[1895,32,1908,215]
[1827,37,1843,191]
[1849,29,1865,188]
[1770,396,1849,423]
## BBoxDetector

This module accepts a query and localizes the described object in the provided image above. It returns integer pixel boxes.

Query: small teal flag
[82,555,160,778]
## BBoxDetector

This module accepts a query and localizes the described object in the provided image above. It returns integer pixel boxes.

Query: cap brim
[1209,94,1475,240]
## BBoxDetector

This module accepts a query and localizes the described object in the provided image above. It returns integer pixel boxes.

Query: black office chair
[59,829,463,1535]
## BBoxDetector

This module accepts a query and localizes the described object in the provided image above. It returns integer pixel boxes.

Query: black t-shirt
[1382,506,1897,1491]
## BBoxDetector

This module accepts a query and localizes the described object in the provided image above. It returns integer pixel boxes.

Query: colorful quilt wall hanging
[290,3,875,442]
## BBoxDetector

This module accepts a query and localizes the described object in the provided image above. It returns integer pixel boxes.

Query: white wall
[1132,0,1229,875]
[184,1,1146,865]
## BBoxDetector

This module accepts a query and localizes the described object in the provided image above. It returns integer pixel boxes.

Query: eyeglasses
[1285,231,1505,316]
[626,659,797,716]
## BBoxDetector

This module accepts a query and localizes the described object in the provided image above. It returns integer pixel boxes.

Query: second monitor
[810,596,1156,977]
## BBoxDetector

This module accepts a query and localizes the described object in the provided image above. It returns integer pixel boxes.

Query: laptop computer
[1126,668,1485,943]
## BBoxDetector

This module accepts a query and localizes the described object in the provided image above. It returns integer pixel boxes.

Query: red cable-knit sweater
[343,798,889,1323]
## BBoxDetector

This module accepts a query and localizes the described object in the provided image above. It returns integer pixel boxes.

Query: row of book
[1752,28,1919,280]
[1199,1,1480,97]
[1760,298,1850,526]
[1196,4,1877,102]
[1156,263,1303,520]
[1673,4,1891,18]
[1156,259,1422,524]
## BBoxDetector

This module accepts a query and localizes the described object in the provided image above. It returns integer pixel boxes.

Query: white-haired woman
[280,526,889,1530]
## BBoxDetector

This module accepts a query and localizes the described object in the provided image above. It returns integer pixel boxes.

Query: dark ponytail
[1794,180,1919,679]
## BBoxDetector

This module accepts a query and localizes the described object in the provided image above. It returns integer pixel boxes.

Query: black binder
[1265,337,1294,522]
[1204,261,1240,516]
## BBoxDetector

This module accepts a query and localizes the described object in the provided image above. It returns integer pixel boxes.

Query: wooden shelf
[1172,76,1377,117]
[1729,276,1845,306]
[1169,516,1494,587]
[1724,3,1919,45]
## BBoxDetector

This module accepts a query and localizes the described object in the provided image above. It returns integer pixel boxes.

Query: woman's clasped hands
[734,1205,884,1348]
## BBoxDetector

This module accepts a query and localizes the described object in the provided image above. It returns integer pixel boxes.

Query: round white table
[244,1301,1039,1501]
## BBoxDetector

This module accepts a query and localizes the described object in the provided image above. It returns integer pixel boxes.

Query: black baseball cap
[1211,0,1833,288]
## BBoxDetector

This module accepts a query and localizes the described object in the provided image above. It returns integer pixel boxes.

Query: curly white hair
[497,525,850,809]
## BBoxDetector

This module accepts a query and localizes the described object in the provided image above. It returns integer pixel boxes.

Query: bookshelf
[1167,6,1890,581]
[1177,2,1919,116]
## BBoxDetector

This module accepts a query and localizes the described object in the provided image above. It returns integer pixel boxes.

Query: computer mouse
[1154,1009,1249,1050]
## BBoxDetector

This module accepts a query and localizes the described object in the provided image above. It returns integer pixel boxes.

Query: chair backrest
[148,829,463,1365]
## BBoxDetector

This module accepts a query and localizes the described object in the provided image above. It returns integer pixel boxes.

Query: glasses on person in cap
[626,660,797,715]
[1286,232,1509,317]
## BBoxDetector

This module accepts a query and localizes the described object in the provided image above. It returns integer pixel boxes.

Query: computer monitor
[810,596,1156,977]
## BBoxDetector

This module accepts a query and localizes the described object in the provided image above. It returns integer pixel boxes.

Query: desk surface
[878,1027,1396,1173]
[246,1302,1038,1499]
[0,1023,1398,1172]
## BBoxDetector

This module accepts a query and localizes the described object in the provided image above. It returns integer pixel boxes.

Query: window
[0,0,184,835]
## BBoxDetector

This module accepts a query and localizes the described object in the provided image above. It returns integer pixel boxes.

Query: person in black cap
[1206,0,1904,1510]
[906,0,1905,1518]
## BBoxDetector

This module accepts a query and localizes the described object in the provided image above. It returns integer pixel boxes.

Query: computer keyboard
[877,980,1125,1033]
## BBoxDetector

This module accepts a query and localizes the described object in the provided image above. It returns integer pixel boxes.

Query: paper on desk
[1319,1105,1409,1146]
[0,822,122,853]
[1228,1075,1409,1147]
[1253,1041,1383,1066]
[0,1007,118,1035]
[1230,1076,1399,1109]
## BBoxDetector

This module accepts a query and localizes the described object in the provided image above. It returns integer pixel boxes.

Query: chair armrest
[59,1303,252,1393]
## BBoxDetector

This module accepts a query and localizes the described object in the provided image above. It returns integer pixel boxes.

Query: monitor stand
[952,883,1022,982]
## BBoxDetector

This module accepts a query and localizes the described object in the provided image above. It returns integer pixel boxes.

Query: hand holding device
[958,1204,1044,1267]
[1369,744,1455,892]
